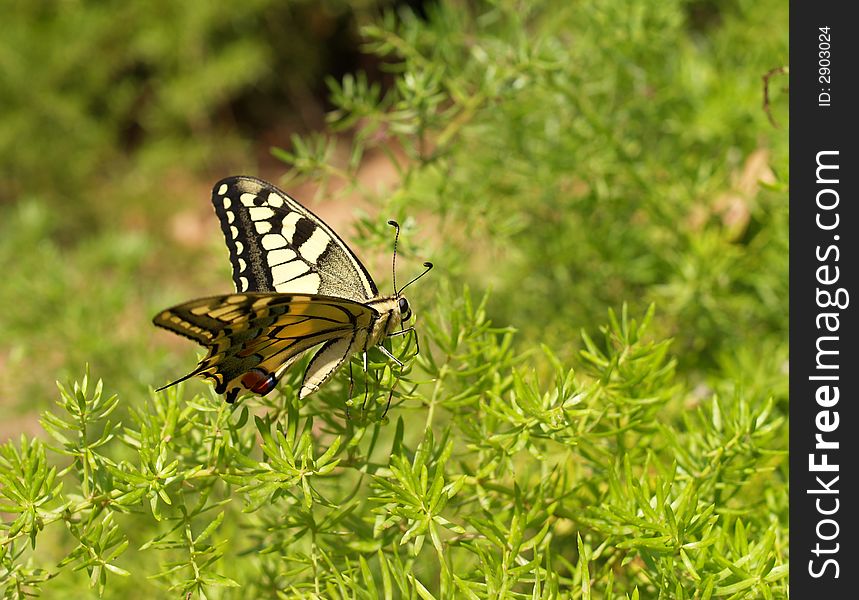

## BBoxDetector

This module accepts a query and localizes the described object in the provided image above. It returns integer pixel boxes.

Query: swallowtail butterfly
[153,176,431,405]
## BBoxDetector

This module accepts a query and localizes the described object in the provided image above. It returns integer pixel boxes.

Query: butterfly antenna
[388,220,401,295]
[398,262,434,295]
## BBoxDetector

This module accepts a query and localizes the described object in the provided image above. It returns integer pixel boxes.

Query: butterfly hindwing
[300,335,356,400]
[212,176,379,302]
[153,293,378,401]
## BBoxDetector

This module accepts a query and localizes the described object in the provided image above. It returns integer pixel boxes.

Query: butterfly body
[154,177,423,404]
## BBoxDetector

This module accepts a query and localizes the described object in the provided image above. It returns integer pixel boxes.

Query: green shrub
[2,301,786,598]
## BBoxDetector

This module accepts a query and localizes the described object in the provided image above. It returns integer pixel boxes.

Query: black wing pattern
[211,176,379,302]
[153,293,377,402]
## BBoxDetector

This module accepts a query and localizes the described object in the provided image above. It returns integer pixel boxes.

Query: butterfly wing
[212,176,379,302]
[153,293,377,402]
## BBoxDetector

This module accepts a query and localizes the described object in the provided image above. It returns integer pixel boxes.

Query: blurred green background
[1,0,788,597]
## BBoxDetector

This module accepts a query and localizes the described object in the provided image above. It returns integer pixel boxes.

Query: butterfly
[153,176,432,405]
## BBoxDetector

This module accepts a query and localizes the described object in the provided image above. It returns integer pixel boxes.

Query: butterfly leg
[388,326,420,356]
[378,328,418,418]
[346,361,354,419]
[382,384,396,419]
[361,351,370,410]
[377,344,404,368]
[388,327,414,337]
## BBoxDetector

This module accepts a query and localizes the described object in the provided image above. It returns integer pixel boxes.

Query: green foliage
[1,0,788,597]
[300,0,789,374]
[1,297,786,598]
[2,1,260,204]
[0,0,373,224]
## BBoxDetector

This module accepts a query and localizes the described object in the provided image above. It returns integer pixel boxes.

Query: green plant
[2,300,786,598]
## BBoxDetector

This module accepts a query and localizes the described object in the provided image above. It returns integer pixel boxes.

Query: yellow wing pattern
[153,293,377,403]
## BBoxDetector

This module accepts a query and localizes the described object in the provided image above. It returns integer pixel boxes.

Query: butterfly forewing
[212,176,379,301]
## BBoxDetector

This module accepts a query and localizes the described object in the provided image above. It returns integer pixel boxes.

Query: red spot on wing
[241,369,278,395]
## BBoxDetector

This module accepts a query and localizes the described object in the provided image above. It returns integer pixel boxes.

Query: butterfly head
[398,297,412,322]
